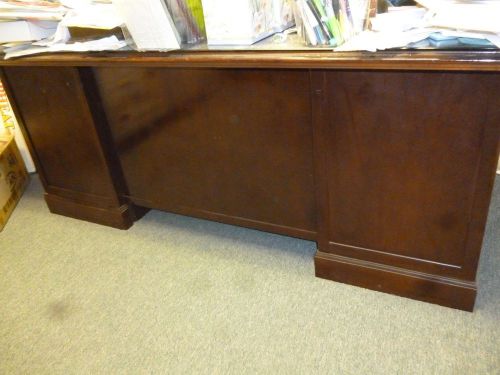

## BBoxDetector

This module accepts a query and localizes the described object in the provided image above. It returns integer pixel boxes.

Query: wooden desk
[1,50,499,311]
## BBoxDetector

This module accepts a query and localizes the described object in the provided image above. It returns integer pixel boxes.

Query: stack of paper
[60,0,123,30]
[2,0,128,59]
[0,1,64,43]
[416,0,500,34]
[370,6,426,32]
[113,0,180,50]
[0,0,65,21]
[0,20,57,43]
[416,0,500,48]
[337,1,500,51]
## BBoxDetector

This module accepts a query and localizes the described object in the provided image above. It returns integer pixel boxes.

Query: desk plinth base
[44,193,147,230]
[314,251,477,311]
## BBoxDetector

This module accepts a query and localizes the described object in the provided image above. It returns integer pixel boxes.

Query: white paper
[416,0,500,34]
[335,29,435,52]
[371,7,426,32]
[113,0,180,51]
[32,21,70,46]
[61,3,122,29]
[485,34,500,48]
[0,0,66,20]
[0,10,64,20]
[4,35,127,59]
[0,20,57,43]
[0,0,65,12]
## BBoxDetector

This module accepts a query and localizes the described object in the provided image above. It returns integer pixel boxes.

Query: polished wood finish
[0,50,500,71]
[316,71,499,276]
[315,251,477,311]
[311,70,500,309]
[2,66,145,229]
[93,67,317,239]
[44,194,141,229]
[1,49,499,310]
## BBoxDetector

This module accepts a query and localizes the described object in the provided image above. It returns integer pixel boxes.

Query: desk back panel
[93,68,317,239]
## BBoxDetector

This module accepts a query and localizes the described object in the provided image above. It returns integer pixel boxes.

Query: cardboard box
[0,132,29,231]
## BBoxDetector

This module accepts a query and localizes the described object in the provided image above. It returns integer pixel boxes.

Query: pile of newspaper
[336,0,500,51]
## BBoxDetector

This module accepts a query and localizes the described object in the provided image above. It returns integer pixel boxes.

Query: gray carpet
[1,175,499,374]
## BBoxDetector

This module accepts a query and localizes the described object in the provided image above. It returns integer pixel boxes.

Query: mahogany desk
[1,49,499,311]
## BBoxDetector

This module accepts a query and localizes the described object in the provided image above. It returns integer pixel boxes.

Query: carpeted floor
[1,175,499,374]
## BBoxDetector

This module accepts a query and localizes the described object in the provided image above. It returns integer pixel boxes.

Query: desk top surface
[1,48,500,71]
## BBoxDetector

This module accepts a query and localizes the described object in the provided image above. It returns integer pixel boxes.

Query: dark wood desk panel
[312,70,500,310]
[5,67,116,198]
[93,68,317,239]
[322,71,498,271]
[2,67,144,228]
[1,50,499,311]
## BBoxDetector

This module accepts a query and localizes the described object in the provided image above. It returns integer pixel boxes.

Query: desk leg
[1,67,146,229]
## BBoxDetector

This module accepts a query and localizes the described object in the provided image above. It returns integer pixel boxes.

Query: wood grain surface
[0,50,499,71]
[315,70,500,281]
[94,67,317,239]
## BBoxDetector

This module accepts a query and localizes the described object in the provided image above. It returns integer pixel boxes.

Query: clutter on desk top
[336,0,500,51]
[0,0,499,59]
[200,0,295,46]
[0,0,209,58]
[1,0,127,58]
